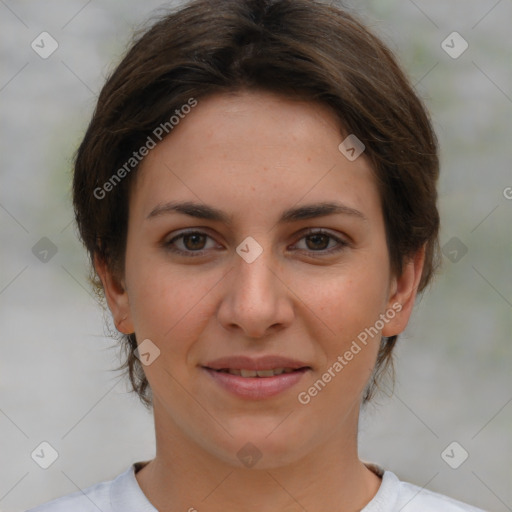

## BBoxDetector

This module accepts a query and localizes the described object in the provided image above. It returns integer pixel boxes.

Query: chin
[204,422,313,470]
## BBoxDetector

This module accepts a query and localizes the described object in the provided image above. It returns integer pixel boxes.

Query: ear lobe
[94,254,134,334]
[382,245,426,337]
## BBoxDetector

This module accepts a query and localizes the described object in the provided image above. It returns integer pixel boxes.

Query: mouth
[210,367,306,377]
[201,357,311,399]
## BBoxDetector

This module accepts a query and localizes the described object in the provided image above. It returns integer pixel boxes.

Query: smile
[203,366,310,399]
[214,368,297,377]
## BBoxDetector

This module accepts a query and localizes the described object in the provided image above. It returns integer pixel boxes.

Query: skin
[96,90,425,512]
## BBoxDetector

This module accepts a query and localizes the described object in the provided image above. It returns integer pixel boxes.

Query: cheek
[311,263,390,343]
[125,251,217,350]
[299,274,388,411]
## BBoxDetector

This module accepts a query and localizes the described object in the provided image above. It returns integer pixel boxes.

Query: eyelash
[163,229,349,257]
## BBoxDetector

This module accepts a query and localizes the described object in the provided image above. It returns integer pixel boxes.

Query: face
[99,90,423,469]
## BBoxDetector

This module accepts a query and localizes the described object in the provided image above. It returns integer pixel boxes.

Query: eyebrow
[146,200,367,224]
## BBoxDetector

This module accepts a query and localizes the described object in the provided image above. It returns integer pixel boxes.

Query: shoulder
[25,473,117,512]
[25,463,153,512]
[395,476,487,511]
[363,464,487,512]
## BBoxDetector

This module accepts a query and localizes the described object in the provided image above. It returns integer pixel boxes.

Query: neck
[136,404,382,512]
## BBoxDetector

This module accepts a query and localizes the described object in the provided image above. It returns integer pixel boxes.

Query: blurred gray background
[0,1,511,511]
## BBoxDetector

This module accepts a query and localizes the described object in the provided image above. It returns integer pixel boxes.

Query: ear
[382,245,426,337]
[94,254,134,335]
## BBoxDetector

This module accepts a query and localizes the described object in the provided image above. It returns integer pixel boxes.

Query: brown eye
[182,233,207,250]
[293,229,349,255]
[164,230,217,256]
[305,233,331,251]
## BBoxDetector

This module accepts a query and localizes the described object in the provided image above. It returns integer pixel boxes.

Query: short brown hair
[73,0,440,409]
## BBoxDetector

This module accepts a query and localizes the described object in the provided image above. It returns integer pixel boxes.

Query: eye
[163,228,349,257]
[164,230,219,256]
[292,229,349,255]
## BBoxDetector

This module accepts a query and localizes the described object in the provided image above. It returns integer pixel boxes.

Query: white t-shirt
[26,461,487,512]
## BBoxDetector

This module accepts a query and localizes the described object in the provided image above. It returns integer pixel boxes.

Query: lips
[202,355,311,399]
[203,355,310,373]
[216,368,296,377]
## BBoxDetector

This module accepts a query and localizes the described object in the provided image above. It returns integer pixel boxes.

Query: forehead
[130,90,380,224]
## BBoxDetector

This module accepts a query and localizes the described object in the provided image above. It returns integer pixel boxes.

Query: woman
[28,0,485,510]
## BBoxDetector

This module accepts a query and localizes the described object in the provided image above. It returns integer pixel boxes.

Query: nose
[216,241,295,339]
